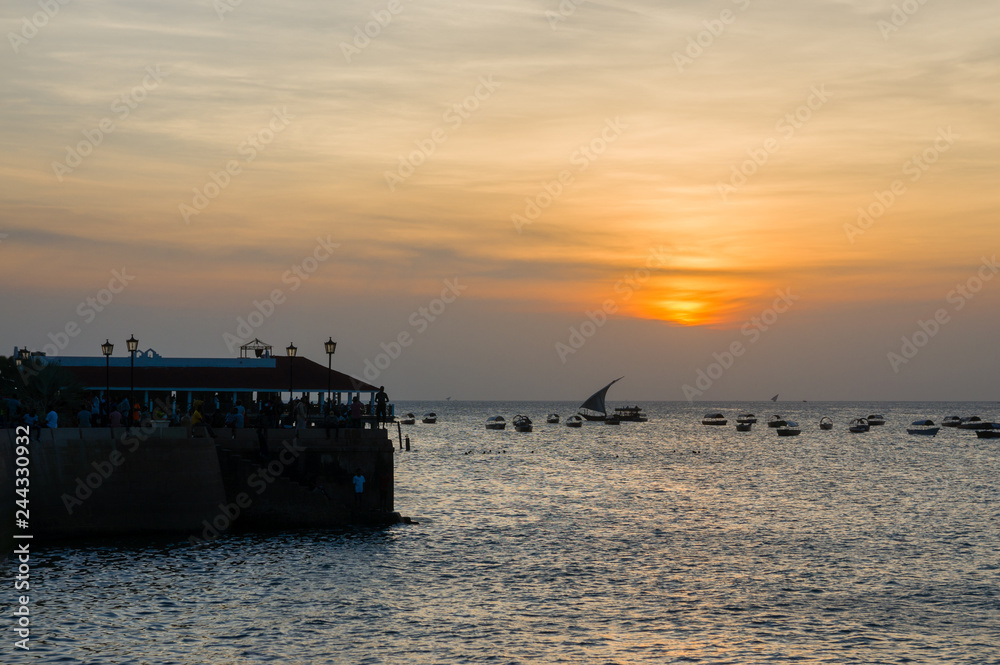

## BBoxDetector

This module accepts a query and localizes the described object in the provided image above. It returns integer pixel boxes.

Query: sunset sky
[2,0,998,401]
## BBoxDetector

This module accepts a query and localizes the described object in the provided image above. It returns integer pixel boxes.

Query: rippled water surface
[11,401,1000,664]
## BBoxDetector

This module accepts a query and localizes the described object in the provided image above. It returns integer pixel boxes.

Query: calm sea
[8,401,1000,664]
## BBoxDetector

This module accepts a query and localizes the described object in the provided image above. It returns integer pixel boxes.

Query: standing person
[374,386,389,427]
[352,468,365,507]
[45,408,58,429]
[191,400,216,439]
[109,405,122,428]
[77,404,92,428]
[295,396,309,433]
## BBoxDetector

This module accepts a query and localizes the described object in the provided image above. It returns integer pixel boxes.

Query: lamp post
[126,335,138,430]
[286,342,297,400]
[101,339,114,428]
[324,337,337,420]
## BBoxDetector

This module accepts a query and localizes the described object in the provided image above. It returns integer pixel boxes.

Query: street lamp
[324,337,337,419]
[286,342,297,399]
[102,339,114,428]
[126,334,138,430]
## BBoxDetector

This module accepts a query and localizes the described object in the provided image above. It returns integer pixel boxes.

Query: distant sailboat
[771,394,778,402]
[578,377,624,421]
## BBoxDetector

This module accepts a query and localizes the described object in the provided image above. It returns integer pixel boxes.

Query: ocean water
[9,401,1000,664]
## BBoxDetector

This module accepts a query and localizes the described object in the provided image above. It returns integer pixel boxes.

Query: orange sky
[2,0,998,399]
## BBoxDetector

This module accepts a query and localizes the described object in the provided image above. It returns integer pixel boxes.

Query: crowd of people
[1,388,392,437]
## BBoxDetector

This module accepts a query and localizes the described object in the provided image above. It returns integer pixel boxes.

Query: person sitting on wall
[225,406,239,438]
[45,408,58,429]
[109,406,123,428]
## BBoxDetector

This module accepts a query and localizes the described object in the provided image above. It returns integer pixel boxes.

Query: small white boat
[546,413,560,424]
[777,420,801,436]
[702,413,727,426]
[866,414,886,426]
[485,416,506,430]
[819,416,833,430]
[736,413,757,424]
[907,419,940,436]
[399,413,416,425]
[767,415,786,428]
[513,415,532,432]
[565,415,583,428]
[849,417,870,433]
[422,412,437,424]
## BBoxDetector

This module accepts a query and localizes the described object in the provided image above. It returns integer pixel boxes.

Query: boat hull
[975,430,1000,439]
[907,428,940,436]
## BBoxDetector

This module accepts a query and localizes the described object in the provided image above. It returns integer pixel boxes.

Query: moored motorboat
[767,415,786,428]
[422,412,437,424]
[565,414,583,428]
[735,422,752,432]
[736,413,757,424]
[546,413,560,424]
[399,412,416,425]
[941,416,962,427]
[866,414,886,426]
[605,414,621,425]
[976,426,1000,439]
[849,417,870,433]
[819,416,833,430]
[907,419,940,436]
[702,413,727,426]
[485,416,506,430]
[777,420,801,436]
[614,406,648,422]
[958,416,992,430]
[513,415,532,432]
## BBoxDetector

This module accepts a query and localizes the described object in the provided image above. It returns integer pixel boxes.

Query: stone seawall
[0,426,395,545]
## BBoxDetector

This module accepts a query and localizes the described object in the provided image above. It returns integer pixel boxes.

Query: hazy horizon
[2,0,998,402]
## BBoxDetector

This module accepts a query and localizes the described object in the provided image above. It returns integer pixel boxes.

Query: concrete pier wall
[0,426,395,543]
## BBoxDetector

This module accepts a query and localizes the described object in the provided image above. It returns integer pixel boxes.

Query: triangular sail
[771,394,778,402]
[579,377,623,417]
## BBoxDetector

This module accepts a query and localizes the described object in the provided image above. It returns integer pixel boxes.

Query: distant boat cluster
[702,412,1000,438]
